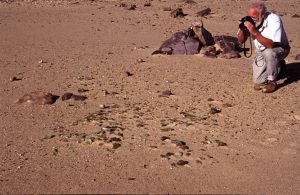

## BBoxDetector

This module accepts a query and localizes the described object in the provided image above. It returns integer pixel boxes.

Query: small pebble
[210,107,221,114]
[175,152,183,157]
[177,160,189,166]
[137,59,145,63]
[160,136,170,141]
[10,76,22,82]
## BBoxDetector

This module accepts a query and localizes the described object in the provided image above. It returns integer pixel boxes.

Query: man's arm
[237,29,249,44]
[245,22,274,48]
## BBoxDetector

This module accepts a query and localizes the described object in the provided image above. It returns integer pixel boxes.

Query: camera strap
[243,35,253,58]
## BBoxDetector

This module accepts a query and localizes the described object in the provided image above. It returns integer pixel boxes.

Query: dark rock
[128,177,136,180]
[213,35,241,59]
[110,137,122,142]
[112,143,121,149]
[16,91,59,105]
[159,90,174,97]
[292,14,300,18]
[126,71,134,76]
[144,2,151,7]
[196,8,212,17]
[200,46,217,58]
[62,93,73,101]
[128,4,136,10]
[163,7,172,11]
[171,140,186,147]
[295,53,300,61]
[78,88,89,93]
[161,127,175,132]
[210,107,221,114]
[215,140,227,146]
[71,95,87,101]
[10,76,22,82]
[170,8,186,18]
[177,160,189,166]
[161,136,170,141]
[152,31,200,55]
[182,0,196,4]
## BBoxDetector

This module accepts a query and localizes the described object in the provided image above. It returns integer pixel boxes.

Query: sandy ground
[0,0,300,194]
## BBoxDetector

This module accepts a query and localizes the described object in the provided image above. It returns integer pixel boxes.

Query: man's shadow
[277,62,300,89]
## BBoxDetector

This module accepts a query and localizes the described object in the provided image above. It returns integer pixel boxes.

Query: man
[237,2,290,93]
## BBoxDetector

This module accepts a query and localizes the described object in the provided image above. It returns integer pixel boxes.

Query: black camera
[239,16,255,30]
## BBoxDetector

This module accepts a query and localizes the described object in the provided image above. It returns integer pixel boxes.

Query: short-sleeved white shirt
[254,12,289,51]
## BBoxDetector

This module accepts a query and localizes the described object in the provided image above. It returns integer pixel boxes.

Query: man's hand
[244,21,274,48]
[244,21,258,36]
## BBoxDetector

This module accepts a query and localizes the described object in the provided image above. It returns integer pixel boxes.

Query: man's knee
[263,47,286,61]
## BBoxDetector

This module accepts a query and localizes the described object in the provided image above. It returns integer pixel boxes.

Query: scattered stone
[292,14,300,18]
[196,8,212,17]
[62,93,87,101]
[161,136,170,141]
[182,0,196,4]
[163,7,172,11]
[128,4,136,10]
[196,160,202,164]
[38,60,47,64]
[207,98,214,101]
[78,88,89,93]
[179,145,189,150]
[52,147,58,155]
[128,177,136,180]
[126,71,134,76]
[223,103,233,108]
[159,90,174,97]
[171,140,186,147]
[109,137,122,142]
[170,162,177,169]
[112,142,121,149]
[71,95,87,101]
[61,93,73,101]
[10,76,22,82]
[137,58,145,63]
[16,91,58,105]
[161,127,175,132]
[144,2,151,7]
[85,138,93,145]
[42,134,55,140]
[210,107,221,114]
[295,54,300,61]
[161,152,174,160]
[170,8,186,18]
[215,140,227,146]
[175,152,183,157]
[177,160,189,166]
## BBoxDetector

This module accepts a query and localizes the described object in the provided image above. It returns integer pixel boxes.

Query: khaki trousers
[252,46,290,84]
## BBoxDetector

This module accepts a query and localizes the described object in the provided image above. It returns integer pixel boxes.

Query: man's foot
[262,81,277,93]
[254,83,267,91]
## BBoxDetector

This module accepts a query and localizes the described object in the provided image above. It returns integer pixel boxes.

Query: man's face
[248,8,264,27]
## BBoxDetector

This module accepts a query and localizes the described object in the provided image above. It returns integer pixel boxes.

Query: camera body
[239,16,255,30]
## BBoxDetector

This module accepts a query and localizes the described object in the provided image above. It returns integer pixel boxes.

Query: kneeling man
[237,2,290,93]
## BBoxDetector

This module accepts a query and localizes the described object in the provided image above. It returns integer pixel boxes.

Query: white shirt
[254,12,289,51]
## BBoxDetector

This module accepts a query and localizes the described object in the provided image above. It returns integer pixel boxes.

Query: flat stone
[16,91,58,105]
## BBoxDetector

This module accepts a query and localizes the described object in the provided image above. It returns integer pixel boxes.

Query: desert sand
[0,0,300,194]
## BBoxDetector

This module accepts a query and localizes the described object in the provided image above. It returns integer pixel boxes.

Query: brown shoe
[262,81,277,93]
[254,83,267,91]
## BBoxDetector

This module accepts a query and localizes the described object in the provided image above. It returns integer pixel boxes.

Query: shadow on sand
[277,62,300,89]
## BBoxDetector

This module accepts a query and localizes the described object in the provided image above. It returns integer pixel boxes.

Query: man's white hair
[250,1,267,14]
